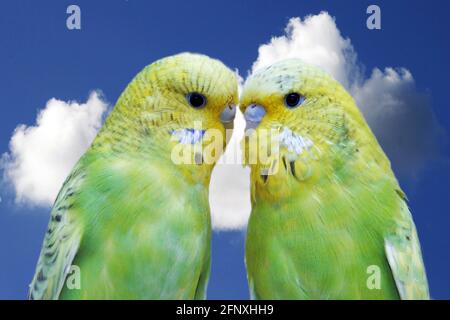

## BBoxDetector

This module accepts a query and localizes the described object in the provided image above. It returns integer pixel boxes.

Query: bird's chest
[247,183,393,299]
[67,212,210,299]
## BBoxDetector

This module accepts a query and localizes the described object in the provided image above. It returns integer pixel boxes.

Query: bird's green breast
[59,154,211,299]
[246,149,402,299]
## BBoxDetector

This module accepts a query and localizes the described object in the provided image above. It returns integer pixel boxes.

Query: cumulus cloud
[251,11,440,177]
[1,92,108,206]
[210,107,251,230]
[252,13,361,88]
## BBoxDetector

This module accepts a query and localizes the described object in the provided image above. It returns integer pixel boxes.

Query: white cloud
[252,12,361,88]
[1,92,108,206]
[210,108,251,230]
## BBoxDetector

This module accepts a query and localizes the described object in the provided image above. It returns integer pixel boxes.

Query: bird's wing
[193,249,211,300]
[28,163,85,300]
[384,193,430,300]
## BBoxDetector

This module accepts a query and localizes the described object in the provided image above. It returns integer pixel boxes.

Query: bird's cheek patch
[278,127,314,157]
[170,128,206,144]
[170,128,226,165]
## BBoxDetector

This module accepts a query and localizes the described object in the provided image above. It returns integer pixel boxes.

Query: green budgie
[240,59,429,299]
[29,53,238,299]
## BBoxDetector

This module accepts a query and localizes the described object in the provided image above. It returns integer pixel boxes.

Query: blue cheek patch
[170,128,206,144]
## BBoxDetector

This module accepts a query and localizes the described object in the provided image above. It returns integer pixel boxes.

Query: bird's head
[239,59,386,184]
[96,53,238,170]
[146,53,238,130]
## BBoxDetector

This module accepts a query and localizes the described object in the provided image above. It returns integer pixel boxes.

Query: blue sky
[0,0,449,299]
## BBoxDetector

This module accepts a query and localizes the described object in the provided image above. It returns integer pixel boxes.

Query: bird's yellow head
[95,53,238,171]
[240,59,388,186]
[143,53,238,129]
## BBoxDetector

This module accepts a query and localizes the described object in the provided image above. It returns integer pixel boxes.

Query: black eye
[284,93,305,108]
[186,92,207,108]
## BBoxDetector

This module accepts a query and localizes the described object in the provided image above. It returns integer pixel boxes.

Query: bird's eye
[186,92,207,108]
[284,93,305,108]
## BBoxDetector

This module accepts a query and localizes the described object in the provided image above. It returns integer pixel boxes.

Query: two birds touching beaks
[29,53,429,300]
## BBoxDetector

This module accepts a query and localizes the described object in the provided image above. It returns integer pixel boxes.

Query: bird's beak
[220,104,236,130]
[244,104,266,130]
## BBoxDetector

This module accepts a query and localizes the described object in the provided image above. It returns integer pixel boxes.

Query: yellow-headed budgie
[29,53,238,299]
[240,59,429,299]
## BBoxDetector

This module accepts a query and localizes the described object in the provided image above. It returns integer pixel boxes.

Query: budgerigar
[240,59,429,300]
[29,53,238,299]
